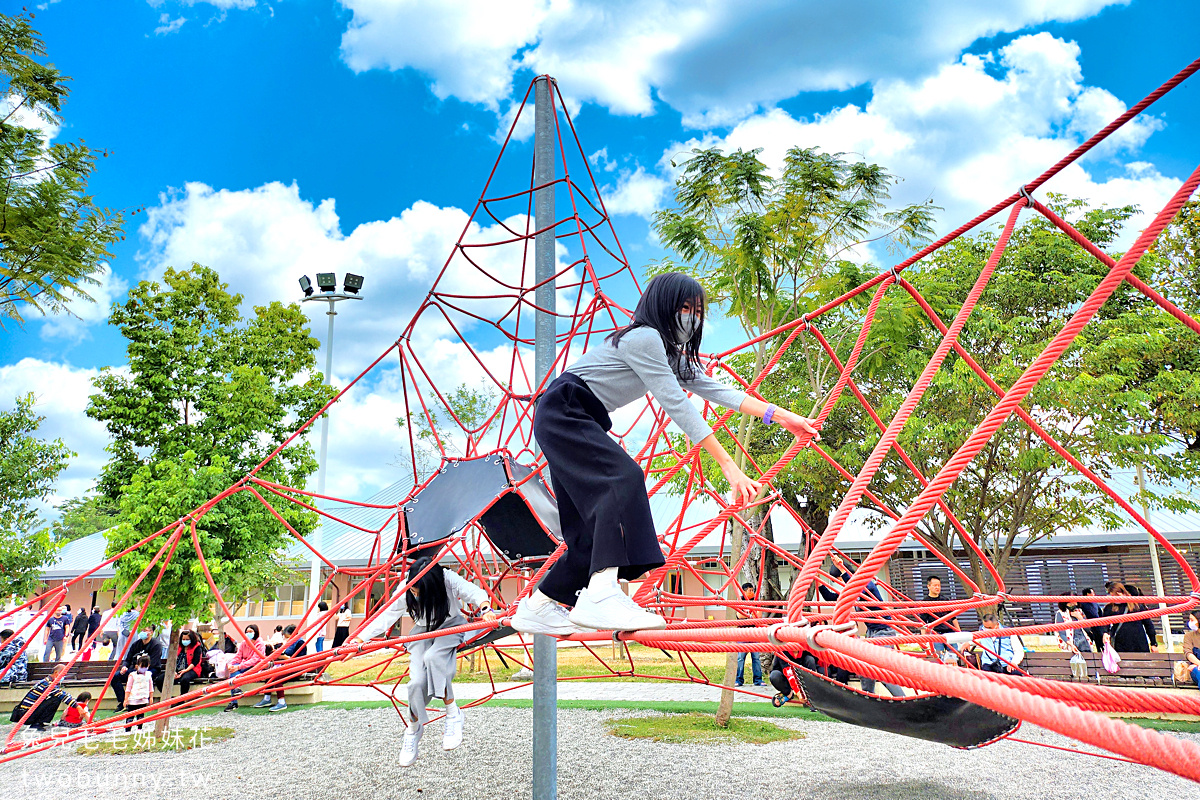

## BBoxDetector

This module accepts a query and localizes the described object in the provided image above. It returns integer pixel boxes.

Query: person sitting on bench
[1184,611,1200,690]
[973,613,1024,675]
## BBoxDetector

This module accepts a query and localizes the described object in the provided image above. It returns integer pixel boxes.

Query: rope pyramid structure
[4,62,1200,781]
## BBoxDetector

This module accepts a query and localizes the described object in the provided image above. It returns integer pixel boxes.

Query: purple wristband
[763,404,777,425]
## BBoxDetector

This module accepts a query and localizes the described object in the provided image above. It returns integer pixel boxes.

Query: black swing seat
[796,666,1020,749]
[456,624,515,653]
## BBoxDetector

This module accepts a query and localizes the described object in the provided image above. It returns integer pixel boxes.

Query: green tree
[0,393,72,597]
[651,146,936,725]
[50,493,120,543]
[105,452,308,735]
[399,383,498,480]
[0,11,124,324]
[755,195,1200,616]
[88,264,333,734]
[87,264,334,501]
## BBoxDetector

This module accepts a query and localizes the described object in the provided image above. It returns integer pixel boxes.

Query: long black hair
[405,556,450,631]
[608,272,705,380]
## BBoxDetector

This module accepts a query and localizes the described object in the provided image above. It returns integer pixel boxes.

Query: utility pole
[300,273,364,614]
[532,73,558,800]
[1135,463,1175,651]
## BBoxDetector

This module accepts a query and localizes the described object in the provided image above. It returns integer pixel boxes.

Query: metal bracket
[804,622,858,652]
[1018,185,1034,206]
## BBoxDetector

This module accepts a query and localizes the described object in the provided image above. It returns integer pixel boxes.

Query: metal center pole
[532,73,558,800]
[1136,463,1175,651]
[308,301,336,610]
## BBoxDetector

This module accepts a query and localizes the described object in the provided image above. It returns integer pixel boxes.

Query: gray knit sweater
[564,326,747,442]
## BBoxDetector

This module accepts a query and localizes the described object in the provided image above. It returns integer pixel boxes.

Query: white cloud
[0,360,111,513]
[39,264,128,342]
[335,0,1126,127]
[340,0,551,110]
[154,14,187,35]
[604,167,669,218]
[134,180,602,497]
[660,33,1177,252]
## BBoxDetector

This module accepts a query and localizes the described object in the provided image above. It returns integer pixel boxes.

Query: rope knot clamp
[1190,591,1200,601]
[1017,185,1034,207]
[804,621,857,653]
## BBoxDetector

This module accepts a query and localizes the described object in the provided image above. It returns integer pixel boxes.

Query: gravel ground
[3,706,1196,800]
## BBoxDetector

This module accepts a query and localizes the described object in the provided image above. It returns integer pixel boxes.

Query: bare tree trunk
[153,626,181,738]
[714,520,746,728]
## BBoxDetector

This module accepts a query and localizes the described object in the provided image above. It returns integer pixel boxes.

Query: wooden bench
[1,660,323,712]
[1023,650,1198,688]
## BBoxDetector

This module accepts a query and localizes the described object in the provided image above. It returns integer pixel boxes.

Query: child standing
[347,557,496,768]
[55,691,92,728]
[124,656,154,731]
[511,273,818,635]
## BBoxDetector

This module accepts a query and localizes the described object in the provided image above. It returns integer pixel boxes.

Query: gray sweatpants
[405,614,466,727]
[860,628,906,697]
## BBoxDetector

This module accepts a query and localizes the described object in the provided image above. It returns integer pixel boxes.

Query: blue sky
[3,0,1198,508]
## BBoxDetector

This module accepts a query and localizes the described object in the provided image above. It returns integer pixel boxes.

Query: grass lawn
[75,726,234,756]
[1120,717,1200,734]
[606,712,805,745]
[321,642,735,684]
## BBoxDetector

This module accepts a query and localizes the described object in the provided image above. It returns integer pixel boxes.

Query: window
[274,584,308,617]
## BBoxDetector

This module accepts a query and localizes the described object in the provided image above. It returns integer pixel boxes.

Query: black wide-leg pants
[533,372,664,607]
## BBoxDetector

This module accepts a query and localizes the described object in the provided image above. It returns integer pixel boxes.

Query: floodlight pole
[532,73,558,800]
[301,290,363,613]
[1136,463,1175,651]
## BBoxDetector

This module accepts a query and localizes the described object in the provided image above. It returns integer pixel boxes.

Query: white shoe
[399,724,422,767]
[568,587,667,631]
[511,597,589,636]
[442,707,464,751]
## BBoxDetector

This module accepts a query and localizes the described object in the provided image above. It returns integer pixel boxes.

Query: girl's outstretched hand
[774,409,821,440]
[722,462,762,507]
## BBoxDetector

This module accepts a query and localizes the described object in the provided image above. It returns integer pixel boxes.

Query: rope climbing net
[4,61,1200,782]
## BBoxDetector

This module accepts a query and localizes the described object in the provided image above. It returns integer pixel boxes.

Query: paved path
[322,679,777,704]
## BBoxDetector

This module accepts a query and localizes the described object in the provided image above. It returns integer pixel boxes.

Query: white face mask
[675,311,699,345]
[1189,619,1199,632]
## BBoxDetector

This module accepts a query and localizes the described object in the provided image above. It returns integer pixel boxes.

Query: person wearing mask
[332,604,353,649]
[8,664,72,732]
[734,583,764,687]
[42,607,70,662]
[1102,582,1157,653]
[919,575,958,663]
[0,629,29,686]
[174,629,206,698]
[124,655,154,731]
[511,273,819,635]
[112,626,164,711]
[974,613,1025,675]
[70,607,90,652]
[348,557,497,767]
[223,624,266,712]
[314,601,330,652]
[1183,611,1200,690]
[254,623,309,712]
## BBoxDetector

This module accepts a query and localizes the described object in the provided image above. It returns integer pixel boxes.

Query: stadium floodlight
[299,275,313,297]
[343,273,364,294]
[316,273,337,293]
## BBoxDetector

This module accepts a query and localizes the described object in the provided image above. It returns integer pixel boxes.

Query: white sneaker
[511,597,589,636]
[399,724,422,767]
[442,706,464,751]
[568,587,667,631]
